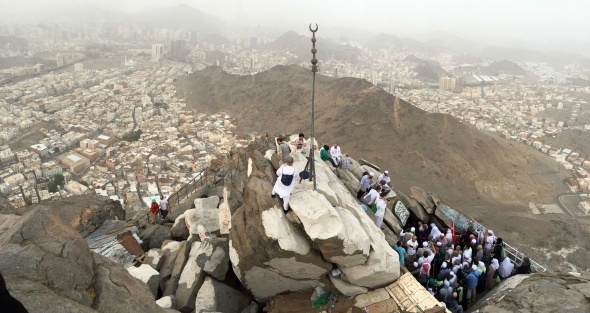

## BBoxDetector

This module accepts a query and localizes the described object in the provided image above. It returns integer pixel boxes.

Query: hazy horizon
[1,0,589,57]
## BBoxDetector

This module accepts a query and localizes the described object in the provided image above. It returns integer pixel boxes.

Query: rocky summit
[1,139,589,313]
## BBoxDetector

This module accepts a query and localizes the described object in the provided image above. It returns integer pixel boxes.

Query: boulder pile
[5,138,582,313]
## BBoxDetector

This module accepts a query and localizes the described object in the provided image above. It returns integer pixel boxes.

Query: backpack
[280,167,295,186]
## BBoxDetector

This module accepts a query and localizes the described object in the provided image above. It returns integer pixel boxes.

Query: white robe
[498,258,514,277]
[272,165,298,198]
[430,225,442,240]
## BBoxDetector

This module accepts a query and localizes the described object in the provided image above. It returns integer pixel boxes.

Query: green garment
[320,148,330,161]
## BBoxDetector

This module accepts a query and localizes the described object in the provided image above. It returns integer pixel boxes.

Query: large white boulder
[144,248,164,271]
[193,196,220,210]
[185,207,220,239]
[127,264,160,297]
[289,190,370,266]
[174,241,206,312]
[170,214,189,239]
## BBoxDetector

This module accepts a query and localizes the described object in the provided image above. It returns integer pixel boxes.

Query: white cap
[411,227,415,232]
[441,262,447,269]
[471,239,477,244]
[436,242,442,246]
[423,242,428,247]
[384,170,389,174]
[369,172,374,176]
[413,262,418,268]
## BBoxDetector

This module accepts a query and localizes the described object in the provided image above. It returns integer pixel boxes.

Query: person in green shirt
[320,145,330,161]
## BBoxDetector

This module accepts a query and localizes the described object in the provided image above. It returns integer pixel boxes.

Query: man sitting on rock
[341,153,352,171]
[378,170,391,186]
[329,143,342,168]
[272,157,299,212]
[290,133,307,153]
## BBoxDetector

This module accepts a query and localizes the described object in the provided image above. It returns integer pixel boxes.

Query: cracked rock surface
[0,203,166,313]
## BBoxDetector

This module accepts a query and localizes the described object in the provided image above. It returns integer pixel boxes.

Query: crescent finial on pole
[309,23,318,33]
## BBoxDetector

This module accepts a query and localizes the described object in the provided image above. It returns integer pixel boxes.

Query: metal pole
[309,23,319,191]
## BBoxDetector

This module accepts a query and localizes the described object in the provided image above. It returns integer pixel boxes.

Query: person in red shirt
[150,199,159,224]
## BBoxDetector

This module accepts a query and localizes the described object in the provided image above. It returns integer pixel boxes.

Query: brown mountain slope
[176,65,566,206]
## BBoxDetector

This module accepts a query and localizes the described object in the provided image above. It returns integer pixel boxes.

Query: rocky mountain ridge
[2,140,589,313]
[176,65,566,208]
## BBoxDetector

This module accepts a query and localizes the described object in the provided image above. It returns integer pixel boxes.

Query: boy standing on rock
[272,157,299,212]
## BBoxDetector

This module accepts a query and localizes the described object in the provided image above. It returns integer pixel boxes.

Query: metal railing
[131,139,271,228]
[470,220,547,272]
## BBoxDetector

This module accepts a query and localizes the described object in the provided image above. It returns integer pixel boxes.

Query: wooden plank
[385,273,451,313]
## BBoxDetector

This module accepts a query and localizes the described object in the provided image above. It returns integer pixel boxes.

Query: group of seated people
[392,222,532,312]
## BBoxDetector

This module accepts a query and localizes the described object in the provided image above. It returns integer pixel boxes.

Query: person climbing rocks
[272,157,299,212]
[276,137,290,165]
[377,170,391,186]
[149,198,159,224]
[159,195,168,219]
[393,241,406,267]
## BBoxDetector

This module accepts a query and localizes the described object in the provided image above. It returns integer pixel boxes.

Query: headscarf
[491,258,500,270]
[420,262,431,276]
[445,229,453,242]
[477,261,486,274]
[463,246,472,261]
[498,258,514,277]
[430,225,442,240]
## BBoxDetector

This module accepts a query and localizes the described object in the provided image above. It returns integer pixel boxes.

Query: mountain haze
[177,65,566,210]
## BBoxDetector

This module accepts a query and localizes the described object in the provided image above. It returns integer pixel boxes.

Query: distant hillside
[261,31,360,63]
[177,65,566,207]
[481,60,527,76]
[544,130,590,158]
[403,55,447,83]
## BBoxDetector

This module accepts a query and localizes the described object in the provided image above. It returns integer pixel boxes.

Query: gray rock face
[195,238,230,280]
[194,277,251,313]
[55,196,126,236]
[163,241,191,297]
[140,224,173,251]
[230,151,331,301]
[0,205,167,313]
[170,214,189,240]
[175,241,206,313]
[409,186,436,214]
[398,192,429,223]
[193,196,220,210]
[476,272,590,313]
[127,264,161,297]
[145,248,164,271]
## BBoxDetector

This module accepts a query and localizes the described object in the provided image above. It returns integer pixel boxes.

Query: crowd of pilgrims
[392,222,533,312]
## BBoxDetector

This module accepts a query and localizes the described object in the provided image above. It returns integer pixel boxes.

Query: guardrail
[470,220,547,272]
[131,138,271,228]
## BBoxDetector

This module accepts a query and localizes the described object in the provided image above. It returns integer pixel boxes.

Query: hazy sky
[1,0,589,52]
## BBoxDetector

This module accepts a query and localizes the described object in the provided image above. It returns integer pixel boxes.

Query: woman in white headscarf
[430,224,442,241]
[487,258,500,290]
[484,230,496,262]
[498,257,514,279]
